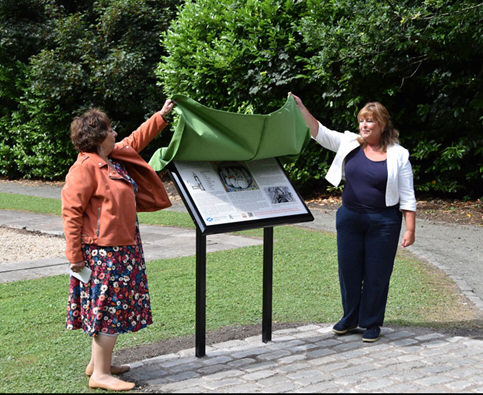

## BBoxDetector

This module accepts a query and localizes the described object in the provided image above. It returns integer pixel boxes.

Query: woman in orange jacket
[62,99,175,391]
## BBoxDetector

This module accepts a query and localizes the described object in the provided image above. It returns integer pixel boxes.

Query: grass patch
[0,193,62,215]
[0,193,480,392]
[0,192,195,228]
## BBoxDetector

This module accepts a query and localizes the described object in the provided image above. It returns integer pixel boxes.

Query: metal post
[262,226,273,343]
[195,228,207,357]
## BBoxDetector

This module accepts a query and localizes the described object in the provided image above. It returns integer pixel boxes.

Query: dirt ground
[302,189,483,226]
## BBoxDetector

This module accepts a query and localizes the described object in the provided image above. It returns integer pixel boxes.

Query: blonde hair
[357,102,399,152]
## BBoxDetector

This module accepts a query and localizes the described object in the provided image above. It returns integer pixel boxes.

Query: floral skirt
[66,232,152,337]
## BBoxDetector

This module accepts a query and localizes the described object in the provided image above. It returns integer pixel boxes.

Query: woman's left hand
[401,230,415,247]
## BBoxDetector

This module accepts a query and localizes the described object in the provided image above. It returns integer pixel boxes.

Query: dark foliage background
[1,0,482,199]
[0,0,182,178]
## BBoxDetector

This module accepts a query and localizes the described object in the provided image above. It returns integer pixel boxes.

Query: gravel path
[0,180,66,263]
[0,227,65,264]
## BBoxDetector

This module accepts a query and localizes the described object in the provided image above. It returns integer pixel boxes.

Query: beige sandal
[88,377,135,391]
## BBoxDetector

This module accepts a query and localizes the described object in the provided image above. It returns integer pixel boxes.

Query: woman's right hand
[288,92,302,106]
[288,92,319,138]
[70,261,85,273]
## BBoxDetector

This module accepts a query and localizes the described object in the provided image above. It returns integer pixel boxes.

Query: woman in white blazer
[290,93,416,342]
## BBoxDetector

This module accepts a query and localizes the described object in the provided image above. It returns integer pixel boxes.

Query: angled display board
[167,157,313,357]
[168,157,314,235]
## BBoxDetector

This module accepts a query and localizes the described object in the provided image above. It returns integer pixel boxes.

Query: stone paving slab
[122,324,483,393]
[0,210,262,283]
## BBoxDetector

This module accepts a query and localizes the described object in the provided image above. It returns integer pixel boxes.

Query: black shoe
[362,326,381,342]
[332,321,358,335]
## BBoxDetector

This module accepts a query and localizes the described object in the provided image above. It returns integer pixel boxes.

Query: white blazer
[314,121,417,212]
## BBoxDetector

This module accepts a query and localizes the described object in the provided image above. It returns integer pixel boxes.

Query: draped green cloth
[148,94,311,171]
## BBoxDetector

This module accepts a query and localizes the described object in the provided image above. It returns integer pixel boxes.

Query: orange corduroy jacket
[62,112,172,263]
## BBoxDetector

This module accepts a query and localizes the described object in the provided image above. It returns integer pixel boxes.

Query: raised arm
[119,99,176,153]
[289,92,319,138]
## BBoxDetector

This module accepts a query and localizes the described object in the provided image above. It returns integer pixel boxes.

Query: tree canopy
[0,0,181,178]
[1,0,481,199]
[158,0,483,198]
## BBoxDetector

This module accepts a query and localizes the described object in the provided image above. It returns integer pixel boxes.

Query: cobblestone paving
[125,324,483,393]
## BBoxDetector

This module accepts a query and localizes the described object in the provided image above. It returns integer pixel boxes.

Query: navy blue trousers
[336,205,402,329]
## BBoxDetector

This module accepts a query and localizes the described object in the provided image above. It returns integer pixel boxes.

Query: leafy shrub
[158,0,483,199]
[1,0,481,199]
[0,0,181,179]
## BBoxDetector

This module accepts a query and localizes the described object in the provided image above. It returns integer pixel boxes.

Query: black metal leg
[195,228,207,357]
[262,226,273,343]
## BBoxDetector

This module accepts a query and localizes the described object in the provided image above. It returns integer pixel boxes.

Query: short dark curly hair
[70,108,111,152]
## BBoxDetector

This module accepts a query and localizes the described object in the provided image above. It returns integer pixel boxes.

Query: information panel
[168,157,313,234]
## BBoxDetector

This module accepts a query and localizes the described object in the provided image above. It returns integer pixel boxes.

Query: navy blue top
[342,146,393,213]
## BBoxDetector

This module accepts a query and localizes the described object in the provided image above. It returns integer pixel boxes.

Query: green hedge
[1,0,482,199]
[0,0,181,179]
[157,0,483,198]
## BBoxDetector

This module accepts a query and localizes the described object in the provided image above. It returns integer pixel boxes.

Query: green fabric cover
[148,94,311,171]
